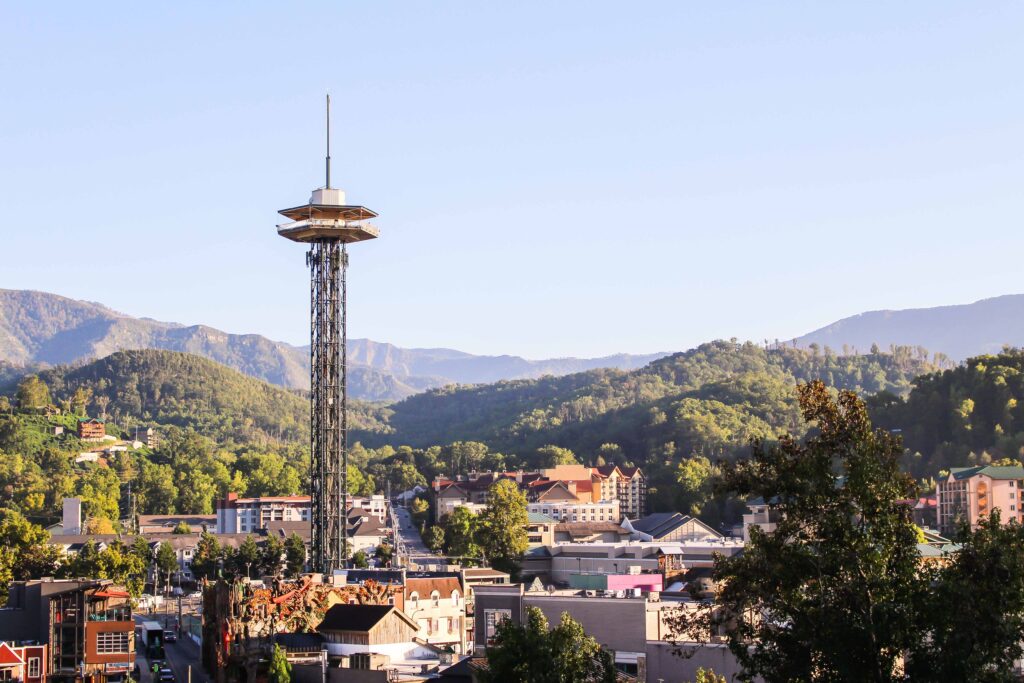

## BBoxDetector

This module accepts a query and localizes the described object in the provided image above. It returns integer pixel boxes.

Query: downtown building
[0,579,135,683]
[936,465,1024,534]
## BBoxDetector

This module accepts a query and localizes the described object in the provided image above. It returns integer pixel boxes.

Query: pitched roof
[317,604,415,633]
[0,643,24,666]
[347,516,386,537]
[138,514,215,528]
[630,512,685,535]
[628,513,722,540]
[950,466,1024,481]
[405,576,462,599]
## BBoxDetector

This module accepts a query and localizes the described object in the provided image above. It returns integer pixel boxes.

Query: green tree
[691,669,727,683]
[267,643,292,683]
[172,522,191,534]
[425,525,445,554]
[535,445,578,468]
[674,455,713,515]
[191,532,222,581]
[347,463,375,497]
[479,479,528,574]
[907,510,1024,681]
[155,542,179,593]
[136,462,178,515]
[668,381,921,683]
[261,533,284,577]
[443,506,481,560]
[374,542,393,566]
[284,533,306,577]
[479,607,616,683]
[410,496,430,530]
[0,508,60,584]
[16,376,51,409]
[351,550,369,568]
[389,462,426,493]
[232,535,261,579]
[70,386,92,416]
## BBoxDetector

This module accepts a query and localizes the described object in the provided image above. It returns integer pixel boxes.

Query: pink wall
[606,575,663,592]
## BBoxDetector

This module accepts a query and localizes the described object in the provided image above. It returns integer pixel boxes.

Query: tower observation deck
[277,96,379,574]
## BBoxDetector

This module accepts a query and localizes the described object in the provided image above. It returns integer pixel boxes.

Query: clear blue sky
[3,2,1023,358]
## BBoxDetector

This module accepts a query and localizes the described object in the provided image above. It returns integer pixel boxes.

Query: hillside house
[77,419,105,440]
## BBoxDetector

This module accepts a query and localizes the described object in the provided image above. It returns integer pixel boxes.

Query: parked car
[164,630,177,643]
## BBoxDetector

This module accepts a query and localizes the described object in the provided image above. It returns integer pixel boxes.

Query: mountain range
[6,289,1024,402]
[792,294,1024,361]
[0,289,666,401]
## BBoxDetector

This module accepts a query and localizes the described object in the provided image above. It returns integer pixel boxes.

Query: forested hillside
[33,350,391,442]
[0,342,968,531]
[377,341,940,452]
[0,350,391,527]
[869,349,1024,480]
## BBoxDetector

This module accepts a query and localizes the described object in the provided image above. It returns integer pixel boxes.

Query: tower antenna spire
[325,93,332,189]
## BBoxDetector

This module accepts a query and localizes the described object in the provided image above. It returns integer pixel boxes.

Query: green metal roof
[527,512,557,524]
[950,466,1024,481]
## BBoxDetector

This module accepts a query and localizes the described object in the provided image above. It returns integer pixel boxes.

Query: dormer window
[451,590,460,606]
[409,592,419,609]
[431,591,440,608]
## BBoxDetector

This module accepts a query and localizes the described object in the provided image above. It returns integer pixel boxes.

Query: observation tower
[277,96,379,574]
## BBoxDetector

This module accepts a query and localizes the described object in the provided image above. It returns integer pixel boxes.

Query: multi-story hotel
[434,463,646,523]
[527,499,621,524]
[936,465,1024,534]
[216,493,311,533]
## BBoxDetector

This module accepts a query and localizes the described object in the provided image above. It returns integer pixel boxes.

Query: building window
[451,590,460,606]
[431,591,440,608]
[484,609,511,642]
[1012,505,1017,512]
[96,631,130,654]
[409,592,418,610]
[28,658,40,678]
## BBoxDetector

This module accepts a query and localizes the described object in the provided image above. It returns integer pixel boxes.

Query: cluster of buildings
[0,579,135,683]
[434,463,646,524]
[49,495,394,585]
[10,461,1024,682]
[202,566,511,681]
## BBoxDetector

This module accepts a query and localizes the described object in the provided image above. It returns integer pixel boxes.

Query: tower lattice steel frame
[278,96,379,574]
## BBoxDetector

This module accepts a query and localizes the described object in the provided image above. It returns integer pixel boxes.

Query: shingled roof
[317,604,417,633]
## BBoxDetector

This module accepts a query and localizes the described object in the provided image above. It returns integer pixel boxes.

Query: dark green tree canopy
[479,607,616,683]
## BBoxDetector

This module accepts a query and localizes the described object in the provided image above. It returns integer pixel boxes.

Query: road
[393,505,444,566]
[135,604,211,683]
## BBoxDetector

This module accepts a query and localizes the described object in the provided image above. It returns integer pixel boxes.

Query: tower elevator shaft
[307,240,348,574]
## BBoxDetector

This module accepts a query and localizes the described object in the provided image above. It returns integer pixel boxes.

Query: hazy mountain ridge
[793,294,1024,361]
[0,290,667,400]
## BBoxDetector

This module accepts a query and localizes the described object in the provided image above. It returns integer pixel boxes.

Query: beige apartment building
[401,576,467,653]
[936,465,1024,535]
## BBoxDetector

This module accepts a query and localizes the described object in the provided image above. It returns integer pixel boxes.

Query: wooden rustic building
[77,418,106,440]
[317,604,431,662]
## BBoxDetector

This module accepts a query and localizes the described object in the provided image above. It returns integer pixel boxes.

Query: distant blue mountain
[0,289,667,401]
[793,294,1024,361]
